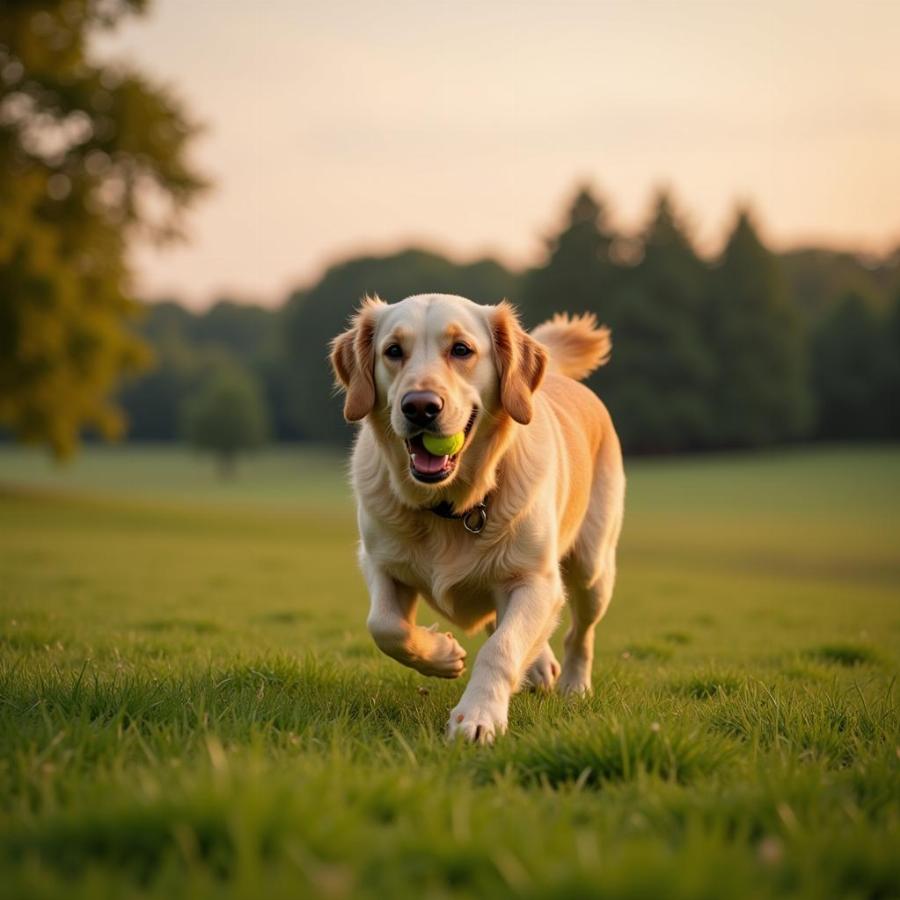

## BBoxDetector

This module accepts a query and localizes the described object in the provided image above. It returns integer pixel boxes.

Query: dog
[330,294,624,743]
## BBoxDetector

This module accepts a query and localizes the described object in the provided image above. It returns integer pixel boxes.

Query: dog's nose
[401,391,443,427]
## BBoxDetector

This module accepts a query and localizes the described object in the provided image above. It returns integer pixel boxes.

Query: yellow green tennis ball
[423,431,465,456]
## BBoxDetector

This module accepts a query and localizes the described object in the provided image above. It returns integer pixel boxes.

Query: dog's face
[331,294,547,488]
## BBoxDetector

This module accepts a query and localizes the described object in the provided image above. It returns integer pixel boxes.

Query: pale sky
[98,0,900,308]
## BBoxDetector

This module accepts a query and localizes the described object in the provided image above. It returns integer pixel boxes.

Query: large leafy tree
[0,0,207,457]
[706,211,811,446]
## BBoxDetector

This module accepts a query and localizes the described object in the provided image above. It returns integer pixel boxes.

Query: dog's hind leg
[558,558,615,694]
[361,553,467,679]
[558,439,624,695]
[522,643,561,691]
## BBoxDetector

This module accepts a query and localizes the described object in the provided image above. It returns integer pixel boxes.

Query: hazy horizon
[97,0,900,308]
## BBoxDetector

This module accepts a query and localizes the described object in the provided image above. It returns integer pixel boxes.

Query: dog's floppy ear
[330,295,385,422]
[491,301,548,425]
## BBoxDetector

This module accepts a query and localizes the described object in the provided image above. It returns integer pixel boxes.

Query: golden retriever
[330,294,624,743]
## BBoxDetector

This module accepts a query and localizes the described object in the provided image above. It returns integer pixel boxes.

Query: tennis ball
[423,431,465,456]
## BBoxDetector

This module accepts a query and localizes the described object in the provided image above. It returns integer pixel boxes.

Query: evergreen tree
[598,191,715,451]
[521,185,617,329]
[0,0,207,457]
[811,292,893,438]
[706,210,810,446]
[884,292,900,437]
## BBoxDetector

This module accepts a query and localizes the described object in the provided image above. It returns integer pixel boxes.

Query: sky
[97,0,900,308]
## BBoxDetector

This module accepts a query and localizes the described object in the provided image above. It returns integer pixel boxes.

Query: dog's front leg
[447,570,564,744]
[361,553,467,679]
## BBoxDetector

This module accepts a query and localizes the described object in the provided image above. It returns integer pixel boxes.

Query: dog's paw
[558,654,594,695]
[415,629,466,679]
[557,669,592,696]
[522,645,560,692]
[446,697,508,744]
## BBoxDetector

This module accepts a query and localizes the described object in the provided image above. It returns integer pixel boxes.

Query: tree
[0,0,207,457]
[706,210,811,446]
[180,361,269,477]
[521,184,617,329]
[597,191,715,452]
[811,292,893,439]
[779,248,895,326]
[884,292,900,437]
[117,299,289,441]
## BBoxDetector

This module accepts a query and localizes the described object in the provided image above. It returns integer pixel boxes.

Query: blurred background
[2,0,899,476]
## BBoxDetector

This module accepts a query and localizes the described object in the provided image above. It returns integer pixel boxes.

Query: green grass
[0,444,898,899]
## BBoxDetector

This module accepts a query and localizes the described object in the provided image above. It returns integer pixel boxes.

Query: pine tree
[521,185,617,329]
[811,292,894,438]
[598,191,715,451]
[884,292,900,437]
[707,210,811,446]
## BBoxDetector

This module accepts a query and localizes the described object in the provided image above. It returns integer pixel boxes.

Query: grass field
[1,444,898,899]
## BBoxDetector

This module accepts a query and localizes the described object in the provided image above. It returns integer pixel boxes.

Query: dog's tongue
[411,448,449,475]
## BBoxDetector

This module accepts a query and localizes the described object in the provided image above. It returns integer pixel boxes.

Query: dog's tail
[531,313,611,382]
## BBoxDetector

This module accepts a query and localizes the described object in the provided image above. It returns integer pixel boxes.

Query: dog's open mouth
[405,409,478,484]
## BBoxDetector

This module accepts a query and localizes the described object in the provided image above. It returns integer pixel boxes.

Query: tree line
[4,3,897,467]
[114,185,900,458]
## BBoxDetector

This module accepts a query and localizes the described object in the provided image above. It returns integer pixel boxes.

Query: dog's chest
[380,528,501,628]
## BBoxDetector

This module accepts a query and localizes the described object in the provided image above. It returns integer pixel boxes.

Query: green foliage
[706,211,811,445]
[885,293,900,436]
[602,192,716,451]
[780,246,900,325]
[0,446,898,898]
[180,362,269,476]
[523,185,617,327]
[119,300,283,440]
[522,189,718,451]
[517,188,900,452]
[810,291,896,439]
[0,0,207,457]
[118,216,899,454]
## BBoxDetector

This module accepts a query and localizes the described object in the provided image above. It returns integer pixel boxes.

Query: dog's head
[330,294,547,488]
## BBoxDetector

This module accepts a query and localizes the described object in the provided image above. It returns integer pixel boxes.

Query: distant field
[0,445,898,899]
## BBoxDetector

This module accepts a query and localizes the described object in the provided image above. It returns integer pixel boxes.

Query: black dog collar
[428,499,488,534]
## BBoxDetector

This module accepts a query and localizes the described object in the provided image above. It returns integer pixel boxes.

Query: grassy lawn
[0,444,898,899]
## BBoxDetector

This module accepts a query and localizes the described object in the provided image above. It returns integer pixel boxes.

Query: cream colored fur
[330,293,625,743]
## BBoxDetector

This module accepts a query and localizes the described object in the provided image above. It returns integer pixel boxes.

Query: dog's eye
[384,344,404,360]
[450,342,473,358]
